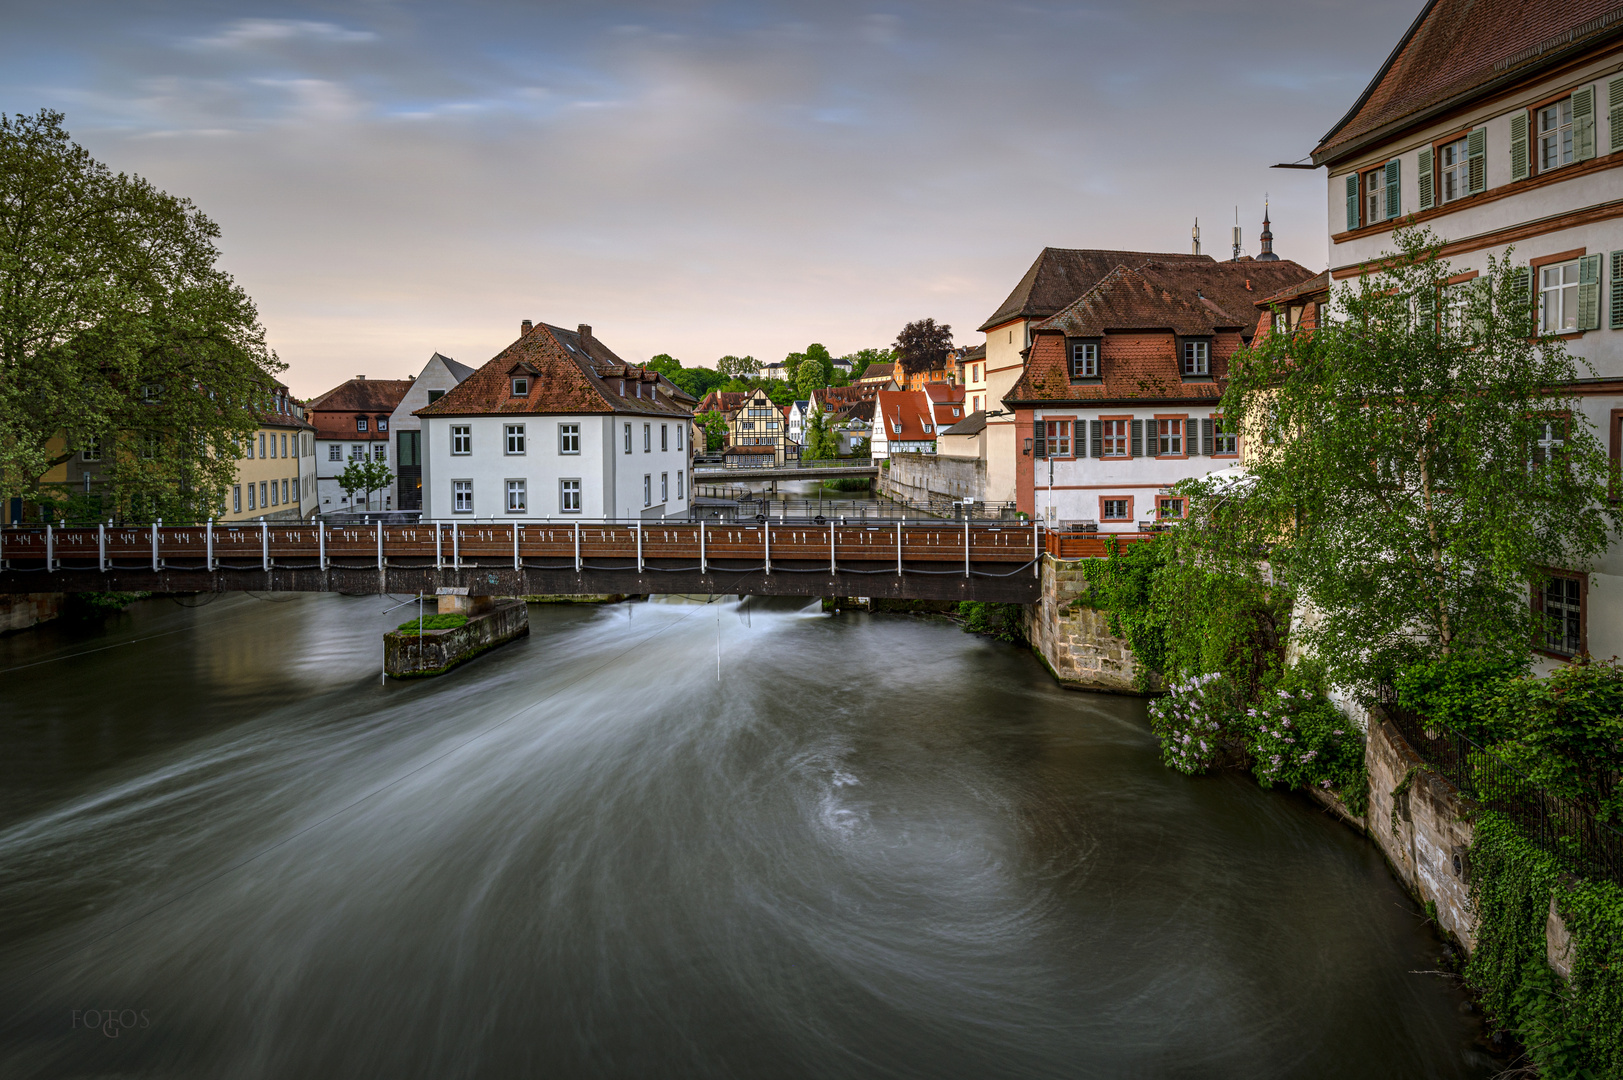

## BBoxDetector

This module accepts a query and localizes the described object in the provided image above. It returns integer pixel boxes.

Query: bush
[1147,672,1240,774]
[396,613,468,635]
[1241,676,1367,814]
[1394,652,1528,743]
[957,601,1025,644]
[821,477,871,492]
[65,591,147,619]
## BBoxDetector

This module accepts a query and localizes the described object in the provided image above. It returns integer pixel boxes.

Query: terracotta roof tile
[307,378,413,415]
[874,390,939,442]
[978,248,1214,332]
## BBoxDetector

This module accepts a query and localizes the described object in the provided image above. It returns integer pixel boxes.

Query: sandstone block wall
[878,453,986,512]
[0,592,63,634]
[1025,555,1143,693]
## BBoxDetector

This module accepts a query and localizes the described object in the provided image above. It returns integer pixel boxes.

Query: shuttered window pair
[1345,160,1400,230]
[1418,127,1485,211]
[1511,86,1598,181]
[1537,256,1601,333]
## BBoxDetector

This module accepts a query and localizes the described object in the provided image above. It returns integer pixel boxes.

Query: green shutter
[1090,420,1102,458]
[1573,87,1596,162]
[1345,173,1359,231]
[1417,147,1433,210]
[1385,158,1401,219]
[1578,253,1601,331]
[1510,112,1529,181]
[1611,251,1623,330]
[1131,420,1144,458]
[1610,78,1623,154]
[1034,425,1046,459]
[1201,418,1214,455]
[1467,127,1486,194]
[1508,266,1531,322]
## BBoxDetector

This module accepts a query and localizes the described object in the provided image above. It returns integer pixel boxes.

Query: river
[0,593,1493,1078]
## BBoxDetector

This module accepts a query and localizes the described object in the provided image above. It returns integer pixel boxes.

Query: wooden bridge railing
[1043,530,1158,560]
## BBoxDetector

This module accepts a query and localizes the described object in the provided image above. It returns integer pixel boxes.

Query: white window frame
[233,485,241,513]
[506,478,527,513]
[453,480,474,514]
[357,417,369,432]
[677,470,684,499]
[1101,498,1130,521]
[1363,167,1386,224]
[1158,497,1186,520]
[1540,260,1580,333]
[1157,418,1184,456]
[1438,135,1470,203]
[505,424,526,455]
[676,425,683,450]
[1070,342,1098,378]
[259,481,268,508]
[661,472,668,502]
[1214,416,1238,456]
[282,478,290,504]
[559,478,582,513]
[624,423,632,453]
[511,376,529,397]
[1102,419,1130,458]
[559,423,580,455]
[661,424,668,451]
[643,423,651,452]
[328,444,342,462]
[451,426,472,455]
[1539,98,1574,171]
[372,444,386,462]
[643,474,651,506]
[1181,341,1210,377]
[247,484,256,510]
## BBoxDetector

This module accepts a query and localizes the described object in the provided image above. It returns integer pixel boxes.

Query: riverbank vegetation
[1081,228,1623,1076]
[395,613,468,635]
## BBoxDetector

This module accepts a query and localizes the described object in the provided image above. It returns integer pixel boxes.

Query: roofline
[1315,0,1440,155]
[1314,13,1623,167]
[1001,393,1226,408]
[415,407,695,420]
[1030,322,1251,336]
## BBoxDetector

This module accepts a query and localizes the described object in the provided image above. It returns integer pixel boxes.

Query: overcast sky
[1,1,1420,397]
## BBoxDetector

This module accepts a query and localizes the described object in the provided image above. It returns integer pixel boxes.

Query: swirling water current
[0,593,1493,1078]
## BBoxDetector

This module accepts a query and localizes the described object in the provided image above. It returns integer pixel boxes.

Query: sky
[1,1,1423,398]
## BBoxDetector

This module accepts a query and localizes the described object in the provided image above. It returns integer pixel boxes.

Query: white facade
[421,413,692,521]
[316,434,392,513]
[390,353,474,511]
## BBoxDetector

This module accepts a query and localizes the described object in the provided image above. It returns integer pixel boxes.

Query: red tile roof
[697,391,751,415]
[307,378,413,415]
[416,322,693,419]
[979,248,1213,331]
[874,390,939,442]
[1314,0,1623,162]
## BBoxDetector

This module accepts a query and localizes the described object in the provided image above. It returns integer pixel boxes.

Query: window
[1533,418,1567,465]
[259,433,267,457]
[372,443,386,462]
[677,470,684,499]
[511,376,529,397]
[661,473,668,502]
[643,423,651,452]
[643,474,651,506]
[560,479,581,513]
[329,443,342,462]
[1437,135,1470,203]
[1181,341,1209,376]
[1363,167,1386,224]
[676,425,683,450]
[357,418,368,432]
[1101,498,1130,521]
[451,426,471,455]
[80,439,101,462]
[1214,416,1238,456]
[1539,98,1573,171]
[624,423,632,453]
[282,479,290,504]
[505,424,526,455]
[1157,418,1184,456]
[350,444,366,461]
[281,433,289,458]
[453,480,473,513]
[1540,261,1580,333]
[1102,419,1130,457]
[259,481,268,508]
[506,479,527,513]
[268,434,277,459]
[247,484,256,510]
[427,389,445,404]
[233,485,241,513]
[397,430,420,467]
[377,418,387,432]
[661,424,668,451]
[1042,420,1071,457]
[1540,575,1583,656]
[269,480,278,506]
[559,423,580,454]
[1158,497,1186,520]
[1070,342,1098,378]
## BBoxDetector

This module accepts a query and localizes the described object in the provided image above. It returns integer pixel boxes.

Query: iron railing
[1381,704,1623,886]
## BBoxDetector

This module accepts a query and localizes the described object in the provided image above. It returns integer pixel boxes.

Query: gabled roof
[941,410,987,436]
[1313,0,1623,163]
[978,248,1214,332]
[858,362,896,383]
[431,352,476,382]
[416,322,693,419]
[1035,259,1317,338]
[697,391,751,415]
[307,377,414,415]
[874,390,938,443]
[1257,271,1331,309]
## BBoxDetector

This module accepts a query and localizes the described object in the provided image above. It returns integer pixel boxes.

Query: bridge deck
[0,521,1059,602]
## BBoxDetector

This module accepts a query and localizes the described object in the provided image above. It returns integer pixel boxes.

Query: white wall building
[418,321,696,521]
[308,376,413,514]
[389,352,474,512]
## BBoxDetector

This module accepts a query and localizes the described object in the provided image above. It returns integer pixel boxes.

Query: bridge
[0,520,1063,602]
[690,459,879,482]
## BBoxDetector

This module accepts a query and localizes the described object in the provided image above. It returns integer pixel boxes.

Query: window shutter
[1466,127,1486,194]
[1090,420,1103,458]
[1510,112,1529,181]
[1509,266,1531,319]
[1076,420,1089,458]
[1415,285,1436,329]
[1131,420,1144,457]
[1384,159,1401,219]
[1573,86,1597,162]
[1578,253,1602,331]
[1611,251,1623,330]
[1417,147,1433,210]
[1201,418,1214,455]
[1610,77,1623,154]
[1345,174,1359,231]
[1034,426,1046,458]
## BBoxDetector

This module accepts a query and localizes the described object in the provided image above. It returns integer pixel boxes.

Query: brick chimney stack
[521,319,533,335]
[577,324,592,341]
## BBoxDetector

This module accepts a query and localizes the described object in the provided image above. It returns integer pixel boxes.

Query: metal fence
[1382,704,1623,886]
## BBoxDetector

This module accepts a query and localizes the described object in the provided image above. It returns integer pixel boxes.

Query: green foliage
[64,591,148,619]
[802,405,835,460]
[396,612,468,634]
[821,477,870,492]
[893,318,953,377]
[796,357,829,398]
[1240,665,1367,815]
[1466,812,1623,1078]
[716,355,759,378]
[644,353,682,378]
[695,411,728,452]
[337,458,393,507]
[1,110,283,521]
[1395,652,1530,743]
[666,365,726,400]
[1223,227,1622,696]
[1147,672,1239,774]
[843,347,893,379]
[957,601,1025,644]
[851,436,870,458]
[1491,659,1623,826]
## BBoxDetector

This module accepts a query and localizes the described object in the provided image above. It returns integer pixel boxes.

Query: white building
[389,352,474,512]
[1309,0,1623,665]
[417,321,696,521]
[869,390,939,459]
[308,376,413,514]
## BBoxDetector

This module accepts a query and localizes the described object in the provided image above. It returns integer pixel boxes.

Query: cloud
[187,19,377,51]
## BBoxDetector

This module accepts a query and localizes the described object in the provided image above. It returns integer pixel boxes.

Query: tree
[844,347,894,379]
[716,355,759,378]
[338,458,394,511]
[802,404,834,460]
[644,353,682,378]
[803,342,833,383]
[781,351,805,384]
[1217,227,1622,694]
[668,365,724,400]
[795,357,828,398]
[0,110,281,521]
[695,411,728,452]
[893,319,953,376]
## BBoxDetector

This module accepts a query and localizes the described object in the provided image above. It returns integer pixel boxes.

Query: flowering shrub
[1147,672,1240,775]
[1241,686,1366,814]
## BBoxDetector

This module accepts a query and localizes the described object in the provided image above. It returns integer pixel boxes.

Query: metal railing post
[896,520,902,576]
[433,522,440,571]
[99,522,108,572]
[376,521,383,572]
[205,519,213,571]
[1033,520,1040,576]
[47,523,55,572]
[574,520,581,573]
[637,520,644,573]
[453,524,460,571]
[964,518,970,578]
[513,524,520,571]
[830,520,836,575]
[319,519,328,571]
[152,520,161,572]
[700,519,706,575]
[764,519,771,574]
[261,519,269,572]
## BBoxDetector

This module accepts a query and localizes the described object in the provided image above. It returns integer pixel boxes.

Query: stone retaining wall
[0,592,63,633]
[385,599,530,677]
[1025,554,1145,693]
[877,452,985,512]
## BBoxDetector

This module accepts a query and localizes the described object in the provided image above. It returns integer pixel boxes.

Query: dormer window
[378,417,388,432]
[512,376,530,397]
[1069,341,1099,379]
[1181,340,1210,377]
[357,417,368,432]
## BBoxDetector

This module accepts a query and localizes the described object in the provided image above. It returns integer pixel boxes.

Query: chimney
[521,319,533,335]
[355,374,366,380]
[577,324,592,341]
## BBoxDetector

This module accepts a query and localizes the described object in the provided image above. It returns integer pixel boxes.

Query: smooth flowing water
[0,593,1493,1078]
